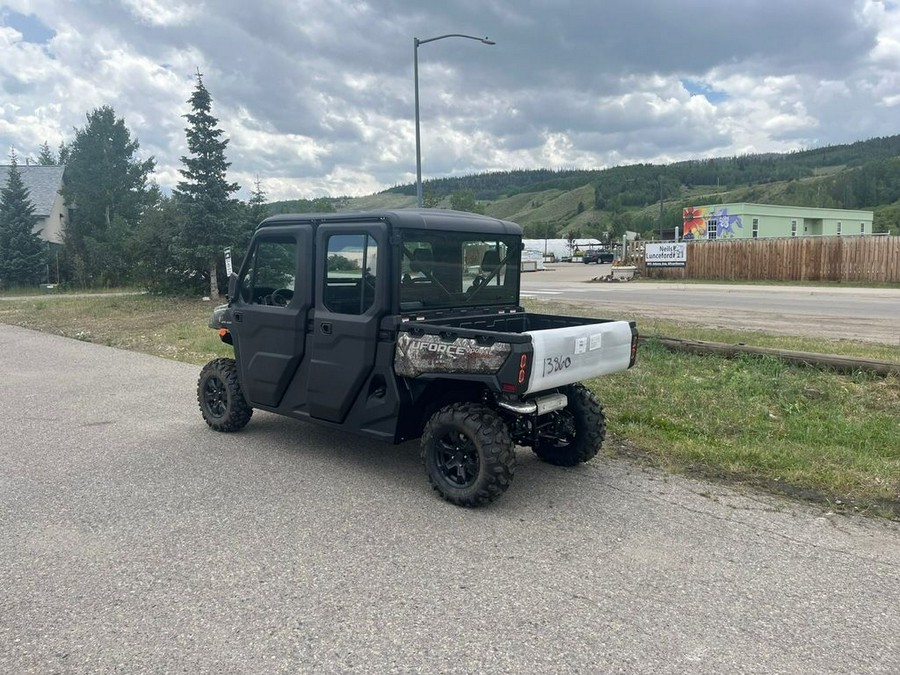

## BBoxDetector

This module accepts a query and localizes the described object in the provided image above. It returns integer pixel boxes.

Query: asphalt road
[522,265,900,345]
[1,324,899,673]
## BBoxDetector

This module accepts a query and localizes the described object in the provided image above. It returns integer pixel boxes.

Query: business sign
[645,242,687,267]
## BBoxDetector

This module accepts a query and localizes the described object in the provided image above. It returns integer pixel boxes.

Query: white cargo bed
[524,321,633,394]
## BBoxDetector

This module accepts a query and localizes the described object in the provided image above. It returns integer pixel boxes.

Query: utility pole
[658,174,664,240]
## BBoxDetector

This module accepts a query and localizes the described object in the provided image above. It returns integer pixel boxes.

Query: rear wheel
[533,383,605,466]
[421,402,515,507]
[198,358,253,432]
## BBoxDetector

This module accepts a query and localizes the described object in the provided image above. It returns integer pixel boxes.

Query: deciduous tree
[449,189,484,214]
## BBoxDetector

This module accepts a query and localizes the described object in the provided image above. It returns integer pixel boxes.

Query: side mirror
[227,273,239,302]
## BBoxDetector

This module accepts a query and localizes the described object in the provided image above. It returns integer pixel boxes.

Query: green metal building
[681,203,873,241]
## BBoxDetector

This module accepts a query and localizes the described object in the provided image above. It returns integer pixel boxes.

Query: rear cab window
[398,229,520,312]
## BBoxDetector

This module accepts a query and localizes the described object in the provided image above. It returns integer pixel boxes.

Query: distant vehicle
[582,249,614,264]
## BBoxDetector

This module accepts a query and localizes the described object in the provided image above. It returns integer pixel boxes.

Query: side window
[323,233,377,314]
[239,239,297,306]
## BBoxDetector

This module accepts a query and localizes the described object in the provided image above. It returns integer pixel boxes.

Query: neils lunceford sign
[645,242,687,268]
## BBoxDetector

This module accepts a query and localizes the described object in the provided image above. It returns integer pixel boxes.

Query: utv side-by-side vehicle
[198,209,637,506]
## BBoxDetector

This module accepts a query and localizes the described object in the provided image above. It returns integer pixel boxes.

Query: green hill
[267,134,900,236]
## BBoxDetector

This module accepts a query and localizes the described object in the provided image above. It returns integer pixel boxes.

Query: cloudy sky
[1,0,899,201]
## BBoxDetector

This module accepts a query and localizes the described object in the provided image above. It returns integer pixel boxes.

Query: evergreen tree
[247,176,268,227]
[0,154,46,288]
[57,142,69,165]
[129,192,198,294]
[175,72,240,300]
[228,177,267,269]
[61,106,154,286]
[37,142,56,166]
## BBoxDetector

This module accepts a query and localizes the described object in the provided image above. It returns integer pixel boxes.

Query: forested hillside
[270,134,900,240]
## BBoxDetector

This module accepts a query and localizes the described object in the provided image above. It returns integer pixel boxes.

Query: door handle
[321,322,332,335]
[234,311,243,322]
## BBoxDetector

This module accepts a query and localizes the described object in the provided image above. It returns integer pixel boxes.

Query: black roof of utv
[258,209,523,236]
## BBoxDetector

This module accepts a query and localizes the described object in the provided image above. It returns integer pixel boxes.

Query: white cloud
[861,0,900,65]
[0,0,898,199]
[120,0,203,27]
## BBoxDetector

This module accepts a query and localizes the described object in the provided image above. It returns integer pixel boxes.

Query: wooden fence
[640,236,900,283]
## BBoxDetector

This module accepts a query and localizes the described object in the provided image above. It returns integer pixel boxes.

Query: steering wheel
[269,288,294,307]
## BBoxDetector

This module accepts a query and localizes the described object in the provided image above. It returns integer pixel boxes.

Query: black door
[307,223,386,423]
[232,227,311,409]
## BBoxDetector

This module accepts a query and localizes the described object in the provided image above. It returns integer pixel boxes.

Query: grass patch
[0,294,231,364]
[525,298,900,362]
[1,292,897,517]
[590,341,899,517]
[636,318,900,363]
[0,286,145,298]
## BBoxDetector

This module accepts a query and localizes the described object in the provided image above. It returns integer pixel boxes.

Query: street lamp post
[414,33,495,208]
[658,174,664,240]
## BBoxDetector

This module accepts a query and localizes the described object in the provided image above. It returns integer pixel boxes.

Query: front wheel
[197,358,253,432]
[421,402,515,507]
[533,383,606,466]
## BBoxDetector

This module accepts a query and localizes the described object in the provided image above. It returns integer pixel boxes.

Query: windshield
[398,229,521,312]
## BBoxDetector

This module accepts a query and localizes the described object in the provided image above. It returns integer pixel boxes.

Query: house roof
[0,165,65,217]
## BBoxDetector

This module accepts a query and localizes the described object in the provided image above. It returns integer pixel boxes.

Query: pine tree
[230,176,267,265]
[0,154,46,288]
[60,106,154,286]
[248,176,268,226]
[175,72,240,300]
[37,142,56,166]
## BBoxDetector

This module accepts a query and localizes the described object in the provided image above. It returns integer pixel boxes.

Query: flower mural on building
[683,206,744,239]
[709,208,743,237]
[682,206,707,239]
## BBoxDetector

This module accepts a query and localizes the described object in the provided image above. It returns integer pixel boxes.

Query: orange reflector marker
[219,329,229,337]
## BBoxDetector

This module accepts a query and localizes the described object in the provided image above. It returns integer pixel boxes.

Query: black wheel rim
[435,430,480,488]
[203,376,228,418]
